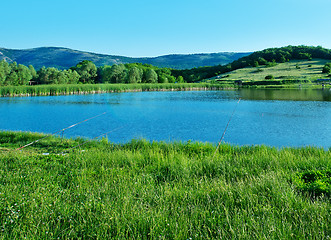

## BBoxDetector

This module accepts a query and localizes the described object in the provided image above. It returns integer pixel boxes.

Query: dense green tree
[0,60,10,85]
[110,64,127,83]
[322,63,331,74]
[28,65,37,79]
[16,64,33,85]
[5,71,18,85]
[36,67,62,84]
[176,76,184,83]
[98,65,113,83]
[64,69,80,84]
[126,67,143,83]
[143,69,158,83]
[71,60,97,83]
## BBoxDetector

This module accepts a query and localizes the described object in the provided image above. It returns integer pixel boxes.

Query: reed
[0,83,233,97]
[0,131,330,239]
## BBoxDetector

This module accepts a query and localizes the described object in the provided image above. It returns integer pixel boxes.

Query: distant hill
[0,47,250,70]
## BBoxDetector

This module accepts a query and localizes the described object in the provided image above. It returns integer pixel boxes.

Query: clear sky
[1,0,331,57]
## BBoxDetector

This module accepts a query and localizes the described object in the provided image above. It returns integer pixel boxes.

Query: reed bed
[0,83,233,97]
[0,131,330,239]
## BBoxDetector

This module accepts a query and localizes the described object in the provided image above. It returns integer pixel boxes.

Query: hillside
[172,45,331,82]
[0,47,250,70]
[214,59,329,82]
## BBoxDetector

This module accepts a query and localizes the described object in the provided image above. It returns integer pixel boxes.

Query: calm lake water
[0,89,330,148]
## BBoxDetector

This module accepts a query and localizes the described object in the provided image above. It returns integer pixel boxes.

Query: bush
[265,75,274,80]
[322,63,331,74]
[293,170,331,197]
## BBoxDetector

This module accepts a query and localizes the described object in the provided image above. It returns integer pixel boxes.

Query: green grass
[0,83,232,97]
[0,131,330,239]
[212,59,331,87]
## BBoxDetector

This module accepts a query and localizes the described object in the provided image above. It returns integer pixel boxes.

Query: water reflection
[238,88,331,101]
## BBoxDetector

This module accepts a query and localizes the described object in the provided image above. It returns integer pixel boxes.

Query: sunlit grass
[0,83,232,97]
[0,131,330,239]
[217,59,329,82]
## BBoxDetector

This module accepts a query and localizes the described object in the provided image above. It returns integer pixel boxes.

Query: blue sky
[1,0,331,57]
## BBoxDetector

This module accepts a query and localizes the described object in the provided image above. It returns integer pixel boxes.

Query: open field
[213,59,331,85]
[0,131,330,239]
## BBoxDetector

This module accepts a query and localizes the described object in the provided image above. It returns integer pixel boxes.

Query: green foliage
[71,60,97,83]
[265,74,274,80]
[0,61,35,86]
[126,66,143,83]
[266,60,278,68]
[143,68,158,83]
[176,75,184,83]
[293,170,330,197]
[322,63,331,74]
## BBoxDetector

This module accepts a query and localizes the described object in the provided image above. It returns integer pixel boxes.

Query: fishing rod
[58,126,125,155]
[16,112,107,151]
[212,98,241,159]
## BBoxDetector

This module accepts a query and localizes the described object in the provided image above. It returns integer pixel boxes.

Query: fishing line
[212,98,241,159]
[58,126,125,155]
[16,112,107,150]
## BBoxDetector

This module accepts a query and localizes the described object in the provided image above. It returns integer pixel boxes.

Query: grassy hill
[214,59,330,82]
[172,46,331,83]
[0,47,250,70]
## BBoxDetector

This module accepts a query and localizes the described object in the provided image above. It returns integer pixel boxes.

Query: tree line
[0,60,184,86]
[1,45,331,86]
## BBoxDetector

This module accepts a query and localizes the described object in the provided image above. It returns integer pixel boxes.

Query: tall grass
[0,83,233,97]
[0,131,330,239]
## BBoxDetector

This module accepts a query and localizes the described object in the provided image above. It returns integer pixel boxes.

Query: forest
[1,45,331,86]
[0,61,183,86]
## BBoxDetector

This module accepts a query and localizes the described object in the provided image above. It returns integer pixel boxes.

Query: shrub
[265,75,274,80]
[293,170,331,197]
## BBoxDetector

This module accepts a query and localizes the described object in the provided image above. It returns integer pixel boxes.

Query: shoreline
[0,82,329,98]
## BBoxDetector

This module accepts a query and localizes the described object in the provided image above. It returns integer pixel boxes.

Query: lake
[0,88,330,148]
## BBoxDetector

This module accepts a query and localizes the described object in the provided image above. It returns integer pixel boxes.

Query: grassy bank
[1,81,329,98]
[0,83,232,97]
[0,131,330,239]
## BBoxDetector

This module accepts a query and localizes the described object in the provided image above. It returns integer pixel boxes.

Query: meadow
[214,59,330,85]
[0,131,330,239]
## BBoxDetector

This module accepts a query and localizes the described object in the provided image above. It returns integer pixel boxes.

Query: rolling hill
[0,47,250,70]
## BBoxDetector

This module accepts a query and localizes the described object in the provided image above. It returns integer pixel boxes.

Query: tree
[0,60,11,85]
[71,60,97,83]
[16,64,33,85]
[64,69,80,84]
[5,72,18,85]
[322,63,331,74]
[99,65,113,83]
[176,76,184,83]
[143,69,158,83]
[126,67,143,83]
[36,67,61,84]
[28,65,37,79]
[110,64,127,83]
